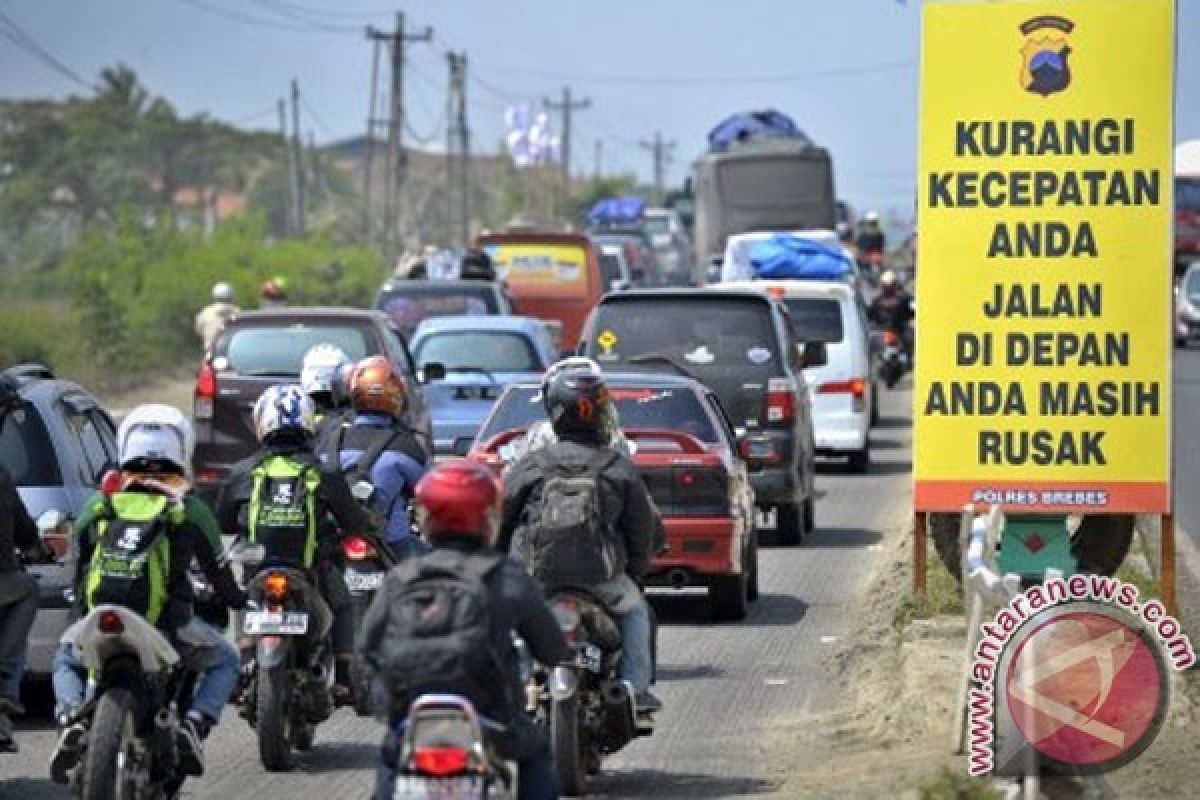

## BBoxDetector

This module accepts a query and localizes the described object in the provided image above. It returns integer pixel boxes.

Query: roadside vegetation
[894,548,964,630]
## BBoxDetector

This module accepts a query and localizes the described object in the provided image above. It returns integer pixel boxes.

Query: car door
[704,391,756,535]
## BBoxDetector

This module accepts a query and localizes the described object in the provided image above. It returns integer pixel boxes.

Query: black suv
[579,289,822,544]
[192,308,435,503]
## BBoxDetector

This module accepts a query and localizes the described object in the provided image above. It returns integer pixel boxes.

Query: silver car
[1,365,117,680]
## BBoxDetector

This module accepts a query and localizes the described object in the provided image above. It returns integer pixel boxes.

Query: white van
[716,229,865,297]
[716,279,874,472]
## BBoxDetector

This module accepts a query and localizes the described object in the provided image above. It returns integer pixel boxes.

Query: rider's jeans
[53,617,239,722]
[591,574,652,694]
[0,572,38,700]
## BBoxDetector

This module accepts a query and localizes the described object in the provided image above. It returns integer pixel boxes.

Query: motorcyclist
[869,270,914,335]
[300,342,354,449]
[194,282,239,352]
[49,404,246,782]
[323,356,429,557]
[357,459,570,800]
[498,360,663,714]
[215,384,370,705]
[0,374,54,754]
[855,210,886,257]
[260,276,288,309]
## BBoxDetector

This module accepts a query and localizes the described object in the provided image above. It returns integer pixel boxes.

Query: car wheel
[929,512,1135,582]
[848,444,870,474]
[776,503,804,546]
[710,571,749,621]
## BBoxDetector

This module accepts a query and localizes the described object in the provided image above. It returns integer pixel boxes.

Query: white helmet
[300,343,351,400]
[863,210,880,223]
[212,282,234,303]
[117,404,195,478]
[253,384,316,442]
[881,269,898,287]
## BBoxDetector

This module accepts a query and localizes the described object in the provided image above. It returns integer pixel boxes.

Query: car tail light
[818,378,867,412]
[98,610,124,634]
[264,572,290,602]
[765,378,797,426]
[341,535,375,561]
[412,746,470,777]
[195,363,217,420]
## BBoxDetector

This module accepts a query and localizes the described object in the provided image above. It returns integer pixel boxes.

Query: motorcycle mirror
[37,509,66,533]
[351,480,375,502]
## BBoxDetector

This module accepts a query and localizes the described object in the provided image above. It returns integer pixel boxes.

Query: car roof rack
[1,363,56,384]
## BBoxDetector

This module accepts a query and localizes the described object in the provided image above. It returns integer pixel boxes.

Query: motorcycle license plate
[393,775,486,800]
[345,569,384,592]
[243,611,309,635]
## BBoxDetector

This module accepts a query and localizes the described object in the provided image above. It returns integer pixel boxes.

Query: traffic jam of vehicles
[1,2,1194,798]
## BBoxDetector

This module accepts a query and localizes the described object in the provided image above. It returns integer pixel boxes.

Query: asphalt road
[3,385,914,799]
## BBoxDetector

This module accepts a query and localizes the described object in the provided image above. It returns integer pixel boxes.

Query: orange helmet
[349,355,408,418]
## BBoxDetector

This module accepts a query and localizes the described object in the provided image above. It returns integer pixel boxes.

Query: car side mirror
[420,362,447,383]
[800,341,828,369]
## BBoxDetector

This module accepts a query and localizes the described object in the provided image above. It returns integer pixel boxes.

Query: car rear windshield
[588,298,779,371]
[1178,179,1200,213]
[784,297,844,343]
[480,386,719,443]
[414,331,540,373]
[0,405,62,486]
[376,285,498,332]
[223,324,370,376]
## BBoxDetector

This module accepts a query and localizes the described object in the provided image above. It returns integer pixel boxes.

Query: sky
[2,0,1199,218]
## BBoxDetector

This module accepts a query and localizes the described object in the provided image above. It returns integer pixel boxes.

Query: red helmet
[413,459,502,545]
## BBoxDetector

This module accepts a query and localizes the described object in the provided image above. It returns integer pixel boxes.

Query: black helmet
[542,359,615,439]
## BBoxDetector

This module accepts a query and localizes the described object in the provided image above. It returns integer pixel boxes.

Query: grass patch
[918,768,1003,800]
[1116,537,1162,603]
[895,555,964,629]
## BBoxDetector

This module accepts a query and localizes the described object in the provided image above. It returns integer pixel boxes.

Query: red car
[469,372,760,620]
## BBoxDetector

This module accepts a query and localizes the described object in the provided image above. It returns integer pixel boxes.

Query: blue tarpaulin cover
[587,197,646,225]
[749,234,853,281]
[707,110,811,153]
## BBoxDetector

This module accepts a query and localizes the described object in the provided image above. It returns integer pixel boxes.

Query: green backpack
[85,492,183,626]
[248,454,322,568]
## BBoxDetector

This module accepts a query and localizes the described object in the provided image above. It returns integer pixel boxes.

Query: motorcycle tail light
[883,330,898,346]
[341,535,375,561]
[412,746,469,777]
[98,610,124,634]
[264,572,290,601]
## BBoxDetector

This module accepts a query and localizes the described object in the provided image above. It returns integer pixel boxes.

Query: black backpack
[379,554,505,715]
[522,448,620,588]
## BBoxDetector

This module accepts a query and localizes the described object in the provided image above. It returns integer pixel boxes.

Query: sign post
[914,0,1176,602]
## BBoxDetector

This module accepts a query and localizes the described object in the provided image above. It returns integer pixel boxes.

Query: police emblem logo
[1019,15,1075,97]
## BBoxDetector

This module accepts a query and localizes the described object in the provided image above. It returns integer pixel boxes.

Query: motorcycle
[878,329,907,389]
[388,694,516,800]
[232,543,336,771]
[60,604,197,800]
[530,590,653,797]
[342,481,399,716]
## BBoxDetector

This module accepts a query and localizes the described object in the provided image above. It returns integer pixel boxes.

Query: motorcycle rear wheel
[257,664,295,771]
[81,688,141,800]
[552,694,587,797]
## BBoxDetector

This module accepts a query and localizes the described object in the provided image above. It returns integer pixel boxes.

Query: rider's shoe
[177,712,210,776]
[635,690,662,714]
[49,723,86,783]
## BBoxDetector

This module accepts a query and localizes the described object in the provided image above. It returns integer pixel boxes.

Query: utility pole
[363,39,381,240]
[543,86,590,200]
[279,97,300,237]
[367,13,433,258]
[446,51,469,246]
[640,131,676,205]
[290,79,306,235]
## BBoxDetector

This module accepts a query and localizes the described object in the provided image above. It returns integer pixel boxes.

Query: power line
[247,0,362,32]
[174,0,356,34]
[0,9,94,90]
[230,102,280,125]
[264,0,397,20]
[298,94,336,138]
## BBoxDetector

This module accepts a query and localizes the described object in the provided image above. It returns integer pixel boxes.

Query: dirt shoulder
[774,518,1199,799]
[99,373,197,416]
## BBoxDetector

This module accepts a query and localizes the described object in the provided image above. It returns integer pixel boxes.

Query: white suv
[719,280,874,472]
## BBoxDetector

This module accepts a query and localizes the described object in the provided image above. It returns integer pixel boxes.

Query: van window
[783,297,844,343]
[487,242,589,295]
